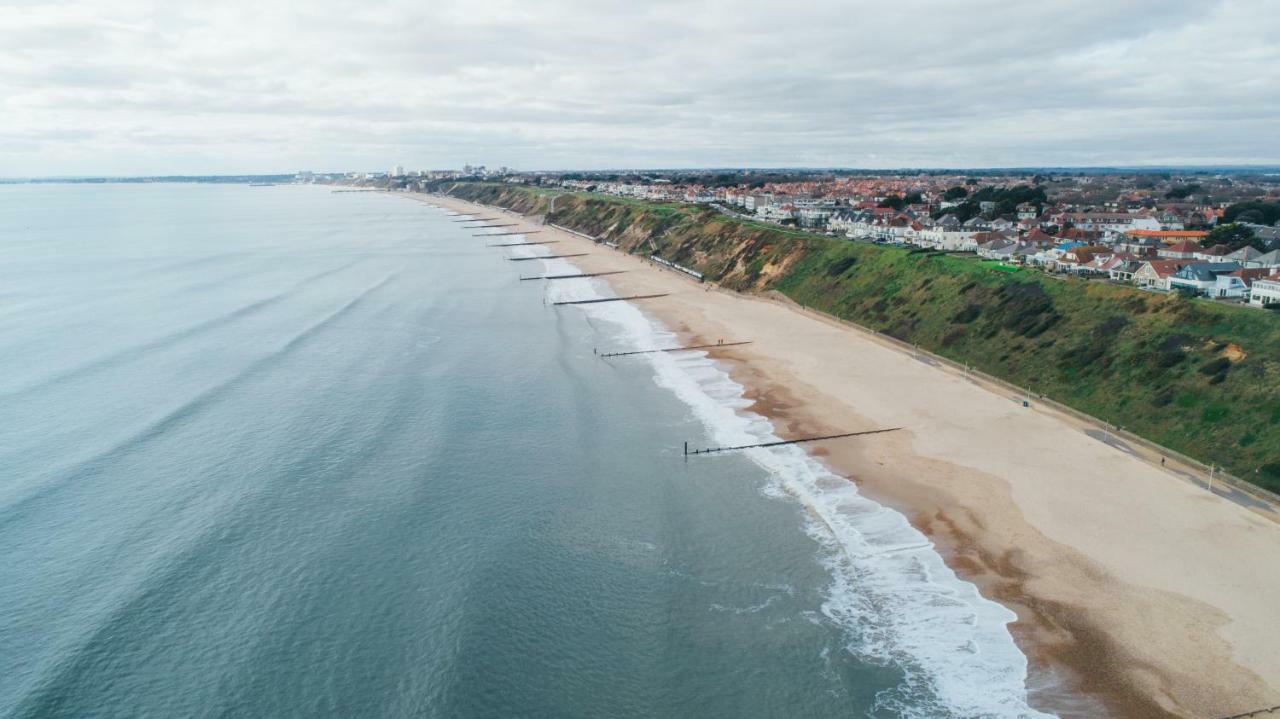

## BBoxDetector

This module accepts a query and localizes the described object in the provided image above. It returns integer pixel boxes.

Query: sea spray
[537,250,1055,719]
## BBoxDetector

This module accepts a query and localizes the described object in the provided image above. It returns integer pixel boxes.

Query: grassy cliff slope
[437,182,1280,491]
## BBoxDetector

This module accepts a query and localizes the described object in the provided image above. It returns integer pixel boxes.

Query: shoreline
[412,191,1280,718]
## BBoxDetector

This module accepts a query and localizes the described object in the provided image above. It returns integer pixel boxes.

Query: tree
[1164,183,1202,200]
[1222,200,1280,226]
[943,186,968,201]
[1205,223,1260,251]
[878,195,907,210]
[933,200,980,223]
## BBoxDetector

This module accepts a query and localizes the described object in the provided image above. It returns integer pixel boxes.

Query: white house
[1167,263,1241,296]
[1249,278,1280,307]
[917,227,977,251]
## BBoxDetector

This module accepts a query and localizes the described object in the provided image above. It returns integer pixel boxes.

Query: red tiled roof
[1140,259,1188,278]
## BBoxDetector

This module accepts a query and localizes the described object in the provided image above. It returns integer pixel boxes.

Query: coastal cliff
[435,181,1280,492]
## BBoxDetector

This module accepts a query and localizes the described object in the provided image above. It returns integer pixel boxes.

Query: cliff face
[438,182,1280,491]
[442,182,816,291]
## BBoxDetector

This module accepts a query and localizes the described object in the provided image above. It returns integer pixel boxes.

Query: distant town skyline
[2,0,1277,176]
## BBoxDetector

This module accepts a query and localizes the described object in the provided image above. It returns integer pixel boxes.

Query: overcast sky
[1,0,1277,176]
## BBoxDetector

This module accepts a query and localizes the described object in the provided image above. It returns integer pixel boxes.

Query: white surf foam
[534,249,1055,717]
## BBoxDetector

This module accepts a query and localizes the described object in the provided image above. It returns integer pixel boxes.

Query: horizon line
[4,163,1280,182]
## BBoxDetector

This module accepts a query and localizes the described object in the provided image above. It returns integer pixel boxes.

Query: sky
[1,0,1278,176]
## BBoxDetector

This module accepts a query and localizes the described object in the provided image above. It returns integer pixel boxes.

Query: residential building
[1157,240,1203,259]
[1212,268,1274,299]
[1133,259,1187,290]
[1249,278,1280,307]
[1167,262,1242,296]
[1244,249,1280,269]
[1125,229,1207,244]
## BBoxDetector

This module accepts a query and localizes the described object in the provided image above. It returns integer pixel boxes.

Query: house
[1084,253,1141,282]
[1192,244,1233,262]
[759,202,795,222]
[1242,223,1280,251]
[1023,228,1057,245]
[1157,210,1186,230]
[1227,246,1263,265]
[1124,229,1208,244]
[1057,226,1103,243]
[918,223,978,251]
[976,237,1016,259]
[1212,268,1274,299]
[828,211,856,234]
[1056,212,1160,236]
[1167,262,1242,296]
[1114,234,1164,256]
[1249,277,1280,307]
[1133,259,1188,290]
[1244,249,1280,269]
[1038,240,1084,269]
[1057,245,1111,273]
[987,242,1021,262]
[1157,240,1203,259]
[797,206,834,228]
[1120,229,1206,256]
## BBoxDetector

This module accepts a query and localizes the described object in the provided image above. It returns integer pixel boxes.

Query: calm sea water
[0,184,1049,718]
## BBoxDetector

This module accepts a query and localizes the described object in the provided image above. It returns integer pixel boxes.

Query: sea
[0,184,1053,718]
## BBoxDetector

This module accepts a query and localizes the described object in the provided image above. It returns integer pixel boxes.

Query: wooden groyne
[684,427,902,456]
[488,241,559,247]
[553,293,668,306]
[599,341,751,358]
[518,271,627,281]
[453,217,499,222]
[475,230,542,237]
[507,253,589,262]
[470,223,519,229]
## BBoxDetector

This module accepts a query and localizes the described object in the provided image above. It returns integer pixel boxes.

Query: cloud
[0,0,1276,175]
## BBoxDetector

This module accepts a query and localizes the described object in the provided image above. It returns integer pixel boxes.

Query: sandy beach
[418,193,1280,718]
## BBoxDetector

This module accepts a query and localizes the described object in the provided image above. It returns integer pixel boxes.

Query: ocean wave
[539,253,1054,718]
